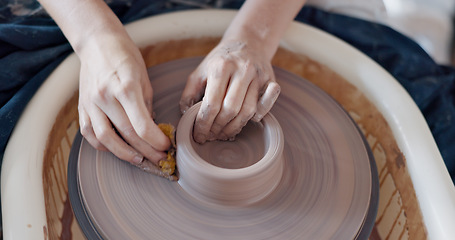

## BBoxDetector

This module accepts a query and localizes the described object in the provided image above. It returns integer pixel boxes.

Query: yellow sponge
[158,123,177,176]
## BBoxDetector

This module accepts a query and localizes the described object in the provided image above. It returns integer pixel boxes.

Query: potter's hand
[178,0,306,144]
[179,39,280,143]
[78,32,170,164]
[38,0,170,164]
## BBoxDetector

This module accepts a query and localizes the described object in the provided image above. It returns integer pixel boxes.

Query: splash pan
[68,57,378,239]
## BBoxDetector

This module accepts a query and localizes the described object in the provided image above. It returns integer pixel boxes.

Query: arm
[180,0,307,143]
[39,0,170,164]
[224,0,307,62]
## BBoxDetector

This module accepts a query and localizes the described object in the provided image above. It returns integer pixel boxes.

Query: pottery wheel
[68,57,378,239]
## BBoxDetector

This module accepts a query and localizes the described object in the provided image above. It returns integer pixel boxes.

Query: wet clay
[43,37,426,240]
[192,121,265,169]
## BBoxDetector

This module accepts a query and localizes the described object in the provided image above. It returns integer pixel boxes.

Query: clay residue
[42,37,426,240]
[394,149,406,169]
[43,92,79,240]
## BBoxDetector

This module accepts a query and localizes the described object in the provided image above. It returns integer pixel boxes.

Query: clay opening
[191,121,267,169]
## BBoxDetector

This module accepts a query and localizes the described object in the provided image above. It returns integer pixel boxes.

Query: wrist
[222,25,279,61]
[40,0,129,57]
[75,27,133,60]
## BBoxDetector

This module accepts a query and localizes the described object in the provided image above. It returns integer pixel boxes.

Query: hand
[77,32,170,164]
[179,39,280,143]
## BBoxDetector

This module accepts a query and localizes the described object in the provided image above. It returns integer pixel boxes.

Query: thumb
[179,69,206,114]
[252,81,280,122]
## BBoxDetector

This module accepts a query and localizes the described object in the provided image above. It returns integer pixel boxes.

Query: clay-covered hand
[179,39,280,143]
[77,32,170,164]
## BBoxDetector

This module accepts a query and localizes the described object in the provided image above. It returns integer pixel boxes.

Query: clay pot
[176,102,284,206]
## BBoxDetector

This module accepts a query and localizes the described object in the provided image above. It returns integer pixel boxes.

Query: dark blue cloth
[0,3,454,227]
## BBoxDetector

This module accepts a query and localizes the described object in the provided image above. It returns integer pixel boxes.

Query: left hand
[179,39,280,144]
[77,31,170,165]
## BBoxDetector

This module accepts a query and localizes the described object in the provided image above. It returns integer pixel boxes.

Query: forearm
[38,0,128,56]
[223,0,307,60]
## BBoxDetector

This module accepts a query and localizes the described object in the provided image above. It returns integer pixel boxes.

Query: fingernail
[159,152,168,161]
[252,114,262,122]
[180,99,195,114]
[181,106,189,114]
[194,133,206,144]
[133,155,144,164]
[218,132,228,141]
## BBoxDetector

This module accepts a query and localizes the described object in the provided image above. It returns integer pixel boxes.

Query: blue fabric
[0,1,454,226]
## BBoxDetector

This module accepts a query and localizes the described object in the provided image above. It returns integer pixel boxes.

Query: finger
[180,69,206,114]
[142,76,154,116]
[134,159,178,181]
[252,81,280,122]
[218,79,259,140]
[101,99,167,164]
[193,62,234,143]
[78,106,108,151]
[89,106,144,164]
[210,66,255,136]
[114,72,171,151]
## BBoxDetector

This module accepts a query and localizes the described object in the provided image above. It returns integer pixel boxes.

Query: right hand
[179,39,280,144]
[77,31,170,165]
